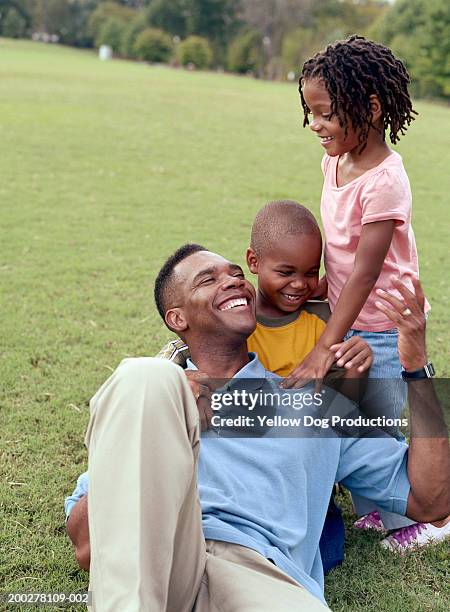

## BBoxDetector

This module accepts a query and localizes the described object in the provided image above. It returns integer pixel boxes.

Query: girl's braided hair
[299,35,417,149]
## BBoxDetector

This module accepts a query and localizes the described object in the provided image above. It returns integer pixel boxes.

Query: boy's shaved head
[250,200,321,256]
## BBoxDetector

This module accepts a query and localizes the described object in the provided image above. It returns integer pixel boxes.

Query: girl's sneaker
[380,521,450,553]
[353,510,386,533]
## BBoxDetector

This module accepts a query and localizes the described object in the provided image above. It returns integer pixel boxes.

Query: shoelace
[391,522,426,546]
[357,511,382,528]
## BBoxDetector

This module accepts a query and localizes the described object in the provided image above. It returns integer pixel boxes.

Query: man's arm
[66,496,90,570]
[376,277,450,522]
[405,380,450,521]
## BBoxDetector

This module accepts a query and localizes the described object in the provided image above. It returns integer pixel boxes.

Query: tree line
[0,0,448,99]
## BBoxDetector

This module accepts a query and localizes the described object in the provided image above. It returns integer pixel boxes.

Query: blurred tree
[281,26,318,75]
[34,1,101,46]
[0,5,27,36]
[177,35,213,68]
[372,0,450,98]
[114,0,147,6]
[63,1,101,46]
[0,0,32,30]
[120,13,148,56]
[239,0,314,56]
[185,0,238,47]
[88,0,136,40]
[95,15,125,50]
[312,0,388,39]
[146,0,188,38]
[227,28,264,75]
[133,26,173,61]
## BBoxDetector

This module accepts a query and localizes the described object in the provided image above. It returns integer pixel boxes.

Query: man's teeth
[320,136,333,143]
[220,298,248,311]
[285,294,301,301]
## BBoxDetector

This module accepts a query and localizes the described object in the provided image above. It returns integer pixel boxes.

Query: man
[66,244,450,611]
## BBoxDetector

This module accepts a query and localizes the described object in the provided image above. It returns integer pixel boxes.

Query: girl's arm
[283,219,395,387]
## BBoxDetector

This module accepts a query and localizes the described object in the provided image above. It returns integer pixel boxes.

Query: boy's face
[247,234,321,317]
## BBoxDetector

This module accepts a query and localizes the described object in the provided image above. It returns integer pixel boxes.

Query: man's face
[247,234,321,317]
[167,251,256,341]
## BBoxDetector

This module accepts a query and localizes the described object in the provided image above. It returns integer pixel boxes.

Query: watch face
[424,363,435,377]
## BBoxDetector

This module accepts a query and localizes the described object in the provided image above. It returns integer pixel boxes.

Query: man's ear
[165,308,188,333]
[369,94,383,124]
[246,247,259,275]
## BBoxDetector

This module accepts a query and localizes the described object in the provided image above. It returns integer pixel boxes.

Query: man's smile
[218,296,250,311]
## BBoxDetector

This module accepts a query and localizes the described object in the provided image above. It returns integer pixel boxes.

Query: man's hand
[282,343,335,390]
[330,336,373,374]
[184,371,215,431]
[374,276,450,523]
[375,276,427,371]
[66,496,90,571]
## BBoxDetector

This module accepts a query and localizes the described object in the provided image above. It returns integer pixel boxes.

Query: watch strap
[401,362,435,380]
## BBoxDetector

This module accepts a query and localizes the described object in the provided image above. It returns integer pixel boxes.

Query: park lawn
[0,38,449,611]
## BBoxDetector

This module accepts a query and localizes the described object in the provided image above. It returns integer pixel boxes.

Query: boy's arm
[283,220,395,387]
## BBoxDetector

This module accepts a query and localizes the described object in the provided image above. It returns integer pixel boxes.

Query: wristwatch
[401,362,435,381]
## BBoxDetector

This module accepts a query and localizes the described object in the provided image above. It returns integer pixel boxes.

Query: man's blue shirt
[65,353,410,606]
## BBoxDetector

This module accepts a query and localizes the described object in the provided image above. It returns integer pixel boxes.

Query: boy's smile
[247,234,321,319]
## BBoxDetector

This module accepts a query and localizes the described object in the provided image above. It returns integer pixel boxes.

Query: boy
[245,200,371,378]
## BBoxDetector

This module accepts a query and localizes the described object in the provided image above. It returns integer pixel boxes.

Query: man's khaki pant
[85,357,328,611]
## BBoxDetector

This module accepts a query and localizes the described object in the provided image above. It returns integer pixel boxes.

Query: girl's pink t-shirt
[321,151,426,332]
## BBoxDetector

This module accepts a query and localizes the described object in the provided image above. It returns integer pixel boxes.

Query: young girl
[289,35,449,551]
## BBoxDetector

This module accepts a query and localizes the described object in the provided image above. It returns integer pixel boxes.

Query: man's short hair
[154,243,209,322]
[250,200,320,257]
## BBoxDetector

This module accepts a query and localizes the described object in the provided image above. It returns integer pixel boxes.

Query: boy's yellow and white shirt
[248,309,325,377]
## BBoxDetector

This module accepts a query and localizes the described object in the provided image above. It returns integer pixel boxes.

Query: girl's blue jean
[344,328,413,529]
[344,328,407,423]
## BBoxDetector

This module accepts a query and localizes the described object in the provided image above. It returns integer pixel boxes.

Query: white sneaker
[380,521,450,553]
[353,510,387,533]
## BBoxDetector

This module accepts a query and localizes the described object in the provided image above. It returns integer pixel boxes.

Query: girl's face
[302,78,360,157]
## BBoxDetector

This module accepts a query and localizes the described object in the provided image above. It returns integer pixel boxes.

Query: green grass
[0,38,449,611]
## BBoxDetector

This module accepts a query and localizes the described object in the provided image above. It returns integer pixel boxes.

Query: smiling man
[66,244,450,612]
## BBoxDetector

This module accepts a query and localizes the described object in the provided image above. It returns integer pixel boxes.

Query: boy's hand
[330,337,373,374]
[185,371,215,431]
[281,344,335,390]
[311,275,328,300]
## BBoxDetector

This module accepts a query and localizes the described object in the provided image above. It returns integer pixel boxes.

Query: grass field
[1,38,449,611]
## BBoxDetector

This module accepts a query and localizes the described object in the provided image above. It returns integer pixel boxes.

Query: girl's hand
[281,343,335,390]
[312,274,328,300]
[329,337,373,373]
